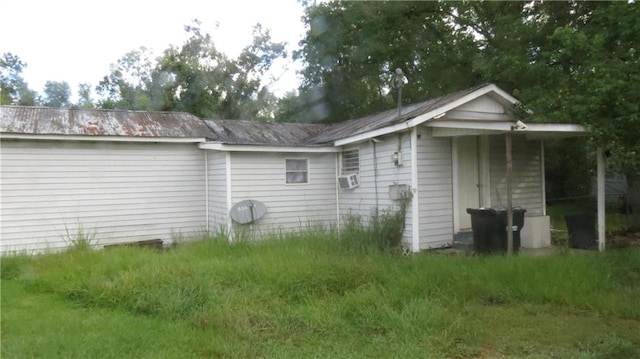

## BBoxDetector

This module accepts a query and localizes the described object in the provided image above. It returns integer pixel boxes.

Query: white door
[457,136,481,230]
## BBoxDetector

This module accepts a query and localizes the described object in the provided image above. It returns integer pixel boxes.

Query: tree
[531,2,640,180]
[42,80,72,108]
[295,1,479,123]
[0,52,38,105]
[76,83,94,108]
[96,47,156,110]
[155,21,286,120]
[95,21,286,120]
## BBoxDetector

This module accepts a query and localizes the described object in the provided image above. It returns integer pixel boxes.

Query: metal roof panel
[0,106,215,139]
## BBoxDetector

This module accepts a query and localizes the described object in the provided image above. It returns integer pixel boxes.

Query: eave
[198,142,339,153]
[0,133,208,143]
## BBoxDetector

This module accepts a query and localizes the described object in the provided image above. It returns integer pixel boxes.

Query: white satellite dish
[229,199,267,224]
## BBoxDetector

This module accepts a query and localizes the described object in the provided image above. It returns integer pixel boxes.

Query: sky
[0,0,307,99]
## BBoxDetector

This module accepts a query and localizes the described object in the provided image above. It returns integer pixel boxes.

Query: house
[0,84,592,254]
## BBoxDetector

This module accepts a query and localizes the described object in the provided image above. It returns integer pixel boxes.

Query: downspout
[597,148,606,251]
[226,152,233,241]
[541,140,546,216]
[373,140,379,214]
[335,152,341,231]
[411,127,420,252]
[204,150,209,231]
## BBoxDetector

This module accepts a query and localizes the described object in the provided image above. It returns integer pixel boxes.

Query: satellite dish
[229,199,267,224]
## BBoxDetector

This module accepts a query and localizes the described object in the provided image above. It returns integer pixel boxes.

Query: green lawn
[2,234,639,358]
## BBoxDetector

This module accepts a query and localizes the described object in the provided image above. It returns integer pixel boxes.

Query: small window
[341,148,359,175]
[285,159,309,184]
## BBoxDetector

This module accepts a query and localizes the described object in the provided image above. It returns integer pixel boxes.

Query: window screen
[341,148,359,175]
[285,159,308,184]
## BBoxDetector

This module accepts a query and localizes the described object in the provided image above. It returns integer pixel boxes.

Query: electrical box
[391,151,403,166]
[389,184,412,200]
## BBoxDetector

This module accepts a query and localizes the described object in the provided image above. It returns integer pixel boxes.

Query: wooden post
[597,147,606,251]
[506,132,513,255]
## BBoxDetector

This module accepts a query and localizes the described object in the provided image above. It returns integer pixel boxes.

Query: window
[285,158,308,184]
[341,148,359,175]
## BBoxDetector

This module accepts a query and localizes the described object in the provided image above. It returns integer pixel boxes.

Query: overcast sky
[1,0,307,98]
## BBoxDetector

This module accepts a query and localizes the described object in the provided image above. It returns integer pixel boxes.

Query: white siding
[0,140,206,254]
[207,151,228,230]
[228,152,337,235]
[455,95,506,114]
[489,135,544,215]
[338,133,413,245]
[416,128,454,249]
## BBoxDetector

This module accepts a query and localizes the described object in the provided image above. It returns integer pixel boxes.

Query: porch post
[597,147,606,251]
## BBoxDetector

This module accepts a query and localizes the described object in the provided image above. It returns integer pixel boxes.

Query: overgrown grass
[2,231,639,358]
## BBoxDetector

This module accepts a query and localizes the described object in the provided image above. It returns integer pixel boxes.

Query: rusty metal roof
[306,84,490,144]
[203,119,328,146]
[0,106,215,139]
[1,84,499,146]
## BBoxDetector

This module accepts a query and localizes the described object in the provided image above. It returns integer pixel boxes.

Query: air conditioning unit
[338,173,360,189]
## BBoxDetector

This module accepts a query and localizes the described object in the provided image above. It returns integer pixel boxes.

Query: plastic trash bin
[564,212,597,250]
[466,208,526,253]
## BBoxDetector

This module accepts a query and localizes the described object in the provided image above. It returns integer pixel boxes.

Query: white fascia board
[0,133,207,143]
[431,127,503,137]
[427,121,584,133]
[524,123,585,133]
[198,142,338,153]
[490,85,526,109]
[427,120,513,131]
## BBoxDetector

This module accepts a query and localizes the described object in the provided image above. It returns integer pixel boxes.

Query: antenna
[394,68,407,120]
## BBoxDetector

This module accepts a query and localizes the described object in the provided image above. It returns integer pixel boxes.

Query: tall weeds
[340,201,408,253]
[3,230,639,358]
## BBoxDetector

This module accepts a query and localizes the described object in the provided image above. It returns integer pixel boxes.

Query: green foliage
[371,201,407,251]
[1,235,640,358]
[2,234,639,358]
[295,1,479,123]
[62,223,97,251]
[96,47,158,110]
[340,202,407,253]
[545,138,593,200]
[42,80,72,108]
[75,83,94,108]
[0,52,38,105]
[95,21,286,120]
[525,2,640,179]
[0,255,29,280]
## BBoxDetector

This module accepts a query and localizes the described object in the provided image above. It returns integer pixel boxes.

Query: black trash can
[564,212,597,250]
[466,208,526,253]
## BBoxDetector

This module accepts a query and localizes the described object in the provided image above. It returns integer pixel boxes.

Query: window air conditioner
[338,173,360,189]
